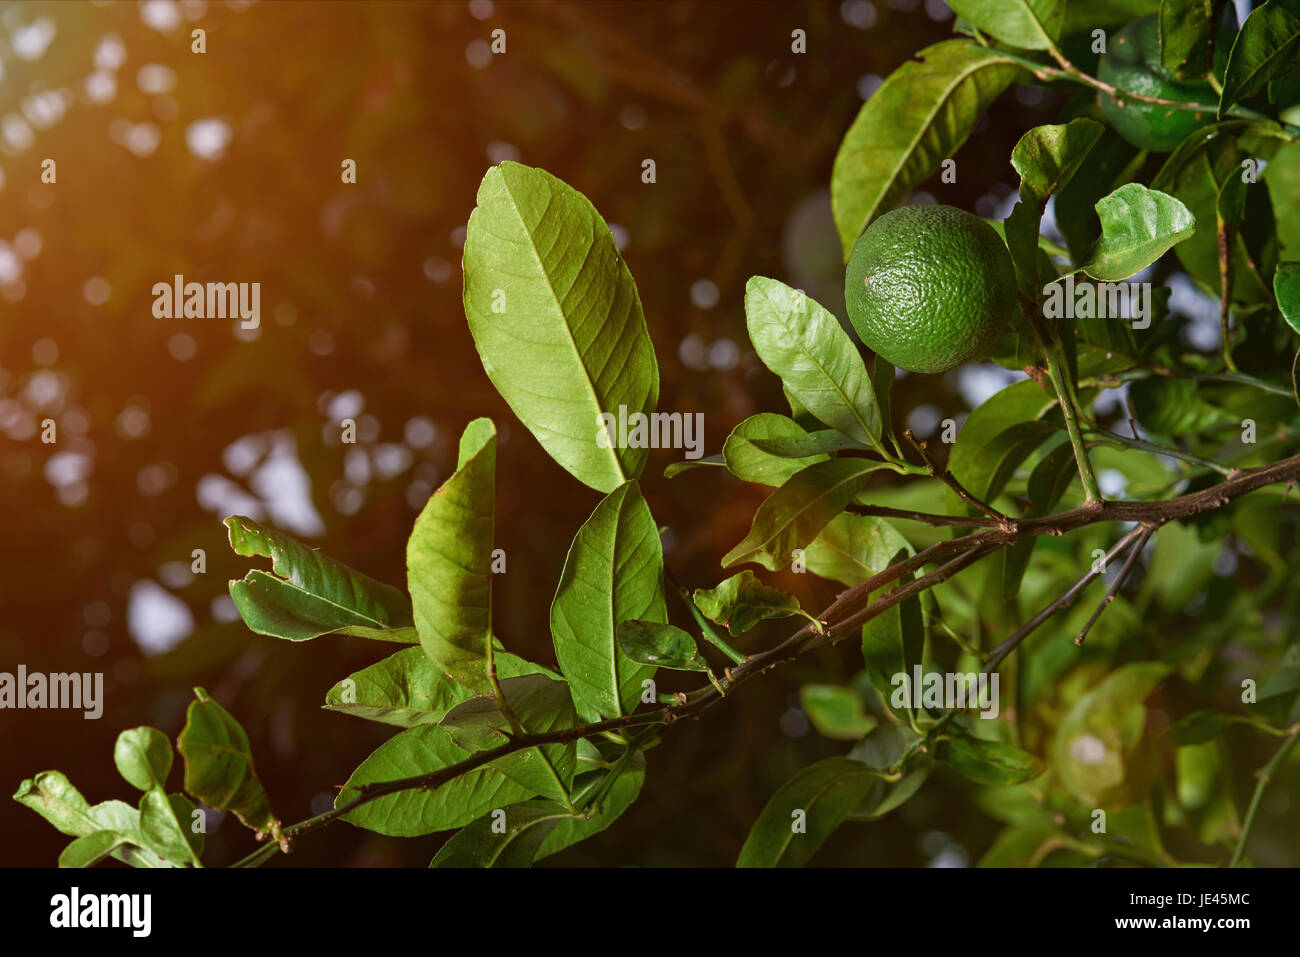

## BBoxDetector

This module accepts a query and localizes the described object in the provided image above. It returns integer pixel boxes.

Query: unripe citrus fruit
[1096,15,1224,153]
[844,203,1015,375]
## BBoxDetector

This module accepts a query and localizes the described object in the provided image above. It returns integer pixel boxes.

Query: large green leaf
[1079,184,1196,281]
[997,439,1075,601]
[137,790,203,867]
[323,646,553,728]
[429,801,567,868]
[550,481,664,719]
[693,570,815,634]
[722,413,829,487]
[949,379,1060,503]
[337,724,535,837]
[947,0,1065,50]
[1052,662,1170,806]
[744,278,883,450]
[1218,0,1300,117]
[225,515,415,643]
[1129,376,1235,436]
[177,687,280,840]
[861,549,926,723]
[722,459,888,571]
[535,754,646,861]
[1159,0,1230,78]
[831,40,1021,257]
[737,758,881,867]
[462,161,659,493]
[1151,131,1274,302]
[437,674,577,803]
[407,418,497,694]
[799,685,877,740]
[942,735,1044,786]
[803,512,907,588]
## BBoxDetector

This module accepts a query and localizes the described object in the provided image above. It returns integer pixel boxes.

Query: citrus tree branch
[235,452,1300,865]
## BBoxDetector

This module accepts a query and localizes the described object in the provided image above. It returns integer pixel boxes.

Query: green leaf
[1129,376,1235,436]
[225,515,415,643]
[803,512,905,588]
[13,772,160,868]
[463,161,659,493]
[337,725,535,837]
[1055,128,1146,264]
[1079,184,1196,281]
[1276,262,1300,334]
[550,481,664,719]
[1005,119,1104,296]
[429,801,568,868]
[722,459,888,571]
[751,430,872,458]
[950,379,1061,504]
[1159,0,1229,78]
[138,790,203,867]
[1052,662,1170,806]
[1012,119,1104,204]
[846,725,932,820]
[831,39,1021,257]
[947,0,1066,50]
[799,685,877,740]
[942,735,1044,786]
[114,727,173,792]
[437,674,577,804]
[616,620,710,672]
[664,453,724,479]
[1165,709,1286,745]
[998,440,1076,601]
[408,418,497,694]
[59,831,134,869]
[722,414,829,487]
[1152,129,1274,303]
[737,758,881,867]
[869,356,898,452]
[535,753,646,861]
[1218,0,1300,118]
[323,646,553,728]
[744,278,882,449]
[693,570,815,634]
[177,687,281,840]
[861,552,926,723]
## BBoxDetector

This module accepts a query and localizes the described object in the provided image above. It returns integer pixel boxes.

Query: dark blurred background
[0,0,1081,866]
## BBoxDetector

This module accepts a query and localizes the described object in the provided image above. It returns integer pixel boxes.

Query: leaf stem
[1084,427,1233,476]
[1045,343,1103,502]
[1230,726,1300,867]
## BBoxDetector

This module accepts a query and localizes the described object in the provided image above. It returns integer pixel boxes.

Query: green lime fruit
[1096,15,1225,153]
[844,203,1015,375]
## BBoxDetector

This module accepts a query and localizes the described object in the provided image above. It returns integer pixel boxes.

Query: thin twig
[844,503,1000,527]
[1074,525,1154,646]
[984,524,1151,671]
[1230,727,1300,867]
[903,427,1012,526]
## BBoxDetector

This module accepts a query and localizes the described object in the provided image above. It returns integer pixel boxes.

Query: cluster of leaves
[15,0,1300,867]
